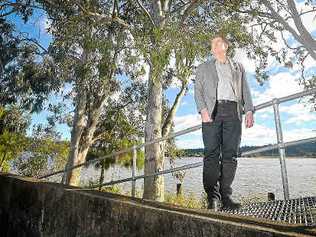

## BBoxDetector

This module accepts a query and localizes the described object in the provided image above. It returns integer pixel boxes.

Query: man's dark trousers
[202,100,242,203]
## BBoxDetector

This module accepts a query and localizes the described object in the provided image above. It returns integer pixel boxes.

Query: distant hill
[180,141,316,158]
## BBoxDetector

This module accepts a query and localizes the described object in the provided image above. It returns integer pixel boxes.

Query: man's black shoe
[207,198,222,211]
[222,197,241,210]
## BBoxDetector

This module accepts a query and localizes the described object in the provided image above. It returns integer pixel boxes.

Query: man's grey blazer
[193,56,255,122]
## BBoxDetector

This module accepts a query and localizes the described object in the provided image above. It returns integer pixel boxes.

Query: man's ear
[224,42,229,51]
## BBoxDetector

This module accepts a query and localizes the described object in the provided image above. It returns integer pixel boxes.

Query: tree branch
[170,1,190,15]
[21,38,49,54]
[76,3,130,28]
[162,80,188,137]
[280,30,304,50]
[286,0,316,49]
[135,0,155,26]
[261,0,316,60]
[299,52,310,82]
[180,0,204,25]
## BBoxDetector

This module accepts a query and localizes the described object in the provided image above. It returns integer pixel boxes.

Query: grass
[96,184,209,209]
[88,182,270,209]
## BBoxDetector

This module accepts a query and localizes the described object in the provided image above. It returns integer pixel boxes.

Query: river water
[80,157,316,202]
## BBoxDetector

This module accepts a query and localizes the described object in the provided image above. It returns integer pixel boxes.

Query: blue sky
[6,2,316,149]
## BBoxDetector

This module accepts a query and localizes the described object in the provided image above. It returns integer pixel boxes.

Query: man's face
[211,37,228,55]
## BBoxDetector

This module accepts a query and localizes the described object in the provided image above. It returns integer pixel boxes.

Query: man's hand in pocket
[200,108,213,122]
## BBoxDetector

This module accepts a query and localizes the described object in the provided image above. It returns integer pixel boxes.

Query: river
[80,157,316,202]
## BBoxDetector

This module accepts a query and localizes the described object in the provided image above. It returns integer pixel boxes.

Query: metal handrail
[39,87,316,199]
[38,87,316,179]
[38,124,201,179]
[85,136,316,189]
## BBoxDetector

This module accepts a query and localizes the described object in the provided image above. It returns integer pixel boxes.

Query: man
[194,34,255,211]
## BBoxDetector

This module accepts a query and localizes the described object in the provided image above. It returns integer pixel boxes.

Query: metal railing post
[131,145,137,197]
[272,98,290,200]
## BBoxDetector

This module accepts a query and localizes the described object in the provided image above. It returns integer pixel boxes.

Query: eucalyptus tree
[0,1,57,111]
[11,124,69,177]
[124,0,256,201]
[80,0,253,201]
[0,106,30,172]
[1,1,147,183]
[86,79,147,189]
[39,0,147,186]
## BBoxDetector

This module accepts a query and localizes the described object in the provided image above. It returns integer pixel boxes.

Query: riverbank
[100,184,269,209]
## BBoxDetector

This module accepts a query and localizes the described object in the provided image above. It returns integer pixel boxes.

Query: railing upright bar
[83,137,316,190]
[86,161,203,189]
[132,145,137,197]
[272,98,290,200]
[37,88,316,186]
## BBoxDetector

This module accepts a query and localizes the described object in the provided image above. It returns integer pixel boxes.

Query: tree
[74,0,254,201]
[12,124,69,177]
[86,80,147,189]
[123,0,255,201]
[38,0,147,186]
[0,106,30,172]
[1,1,58,111]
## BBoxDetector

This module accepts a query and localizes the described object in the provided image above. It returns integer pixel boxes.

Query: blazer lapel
[208,58,219,84]
[228,57,243,101]
[228,57,239,82]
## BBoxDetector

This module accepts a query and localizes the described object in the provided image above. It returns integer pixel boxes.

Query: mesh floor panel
[221,196,316,226]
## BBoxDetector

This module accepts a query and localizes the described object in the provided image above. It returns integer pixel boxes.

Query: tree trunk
[143,67,165,201]
[0,152,7,171]
[62,88,86,185]
[141,0,196,201]
[63,89,105,186]
[67,145,91,186]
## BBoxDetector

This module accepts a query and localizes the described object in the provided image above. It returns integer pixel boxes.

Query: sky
[6,1,316,149]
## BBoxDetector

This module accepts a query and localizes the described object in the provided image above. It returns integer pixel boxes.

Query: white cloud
[292,54,316,75]
[241,123,277,146]
[173,113,201,135]
[242,122,316,147]
[256,111,271,119]
[173,113,203,149]
[173,112,278,148]
[280,101,316,125]
[252,71,304,106]
[233,48,256,73]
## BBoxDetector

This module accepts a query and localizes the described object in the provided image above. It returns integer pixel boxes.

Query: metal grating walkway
[221,196,316,226]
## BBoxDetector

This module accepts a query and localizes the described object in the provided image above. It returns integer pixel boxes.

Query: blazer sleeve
[240,63,255,114]
[193,66,207,114]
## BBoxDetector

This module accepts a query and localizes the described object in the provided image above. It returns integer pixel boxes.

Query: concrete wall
[0,173,315,237]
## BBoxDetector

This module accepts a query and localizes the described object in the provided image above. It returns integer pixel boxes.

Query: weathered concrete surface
[0,173,315,237]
